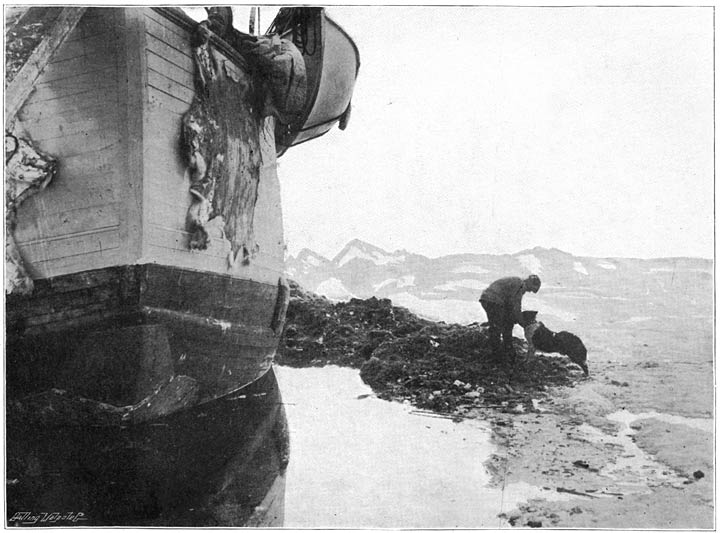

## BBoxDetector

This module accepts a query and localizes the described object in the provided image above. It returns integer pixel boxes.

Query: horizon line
[287,239,714,263]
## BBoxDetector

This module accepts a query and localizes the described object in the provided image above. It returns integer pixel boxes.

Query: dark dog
[521,311,589,375]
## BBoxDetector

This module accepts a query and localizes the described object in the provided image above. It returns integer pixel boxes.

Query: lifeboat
[268,7,360,156]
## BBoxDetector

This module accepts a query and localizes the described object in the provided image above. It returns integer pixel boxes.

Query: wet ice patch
[276,365,564,528]
[607,409,713,434]
[574,411,690,493]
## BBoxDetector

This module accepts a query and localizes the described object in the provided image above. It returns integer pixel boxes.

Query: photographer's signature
[9,511,87,526]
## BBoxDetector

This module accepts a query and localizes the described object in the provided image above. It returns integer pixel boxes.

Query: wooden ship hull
[3,6,335,526]
[6,6,288,419]
[7,368,289,526]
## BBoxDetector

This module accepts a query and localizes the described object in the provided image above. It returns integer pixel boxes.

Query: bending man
[480,275,541,362]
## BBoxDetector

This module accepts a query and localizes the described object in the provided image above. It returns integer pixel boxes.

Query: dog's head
[521,310,538,326]
[556,331,589,375]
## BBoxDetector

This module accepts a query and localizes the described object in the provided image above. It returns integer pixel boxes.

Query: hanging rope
[266,7,320,56]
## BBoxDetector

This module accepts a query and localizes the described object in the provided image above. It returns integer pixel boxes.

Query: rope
[267,7,320,56]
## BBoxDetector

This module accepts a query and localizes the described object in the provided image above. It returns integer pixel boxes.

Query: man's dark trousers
[480,299,515,361]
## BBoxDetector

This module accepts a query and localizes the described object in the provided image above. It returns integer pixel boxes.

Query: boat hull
[6,263,288,408]
[6,367,289,527]
[5,8,292,526]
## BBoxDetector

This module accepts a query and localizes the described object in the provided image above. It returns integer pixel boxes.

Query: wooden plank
[17,227,121,263]
[145,199,188,228]
[5,7,88,127]
[147,68,194,105]
[51,33,111,63]
[21,85,119,118]
[13,183,117,224]
[36,129,121,159]
[40,52,114,84]
[145,32,193,74]
[57,144,121,176]
[141,265,278,327]
[147,51,194,90]
[142,246,283,285]
[147,8,249,71]
[145,225,234,259]
[22,248,127,281]
[18,102,117,132]
[28,67,118,103]
[142,306,277,344]
[143,129,186,192]
[144,108,185,151]
[24,300,121,329]
[15,266,126,297]
[23,203,121,241]
[114,8,146,263]
[63,8,107,43]
[144,9,192,48]
[148,86,191,115]
[21,106,119,143]
[9,284,119,322]
[143,171,187,199]
[142,162,185,187]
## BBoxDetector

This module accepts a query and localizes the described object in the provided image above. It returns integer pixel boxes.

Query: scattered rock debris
[278,281,584,413]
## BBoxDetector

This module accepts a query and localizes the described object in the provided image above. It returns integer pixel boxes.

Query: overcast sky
[260,6,713,260]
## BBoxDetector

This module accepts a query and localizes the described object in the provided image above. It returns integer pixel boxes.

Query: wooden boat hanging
[268,7,360,156]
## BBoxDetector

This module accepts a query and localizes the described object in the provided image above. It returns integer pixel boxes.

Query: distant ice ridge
[372,275,415,292]
[597,261,617,270]
[389,292,483,325]
[645,267,712,274]
[517,254,542,275]
[452,264,490,275]
[435,279,485,291]
[316,278,355,301]
[573,261,589,276]
[337,245,406,267]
